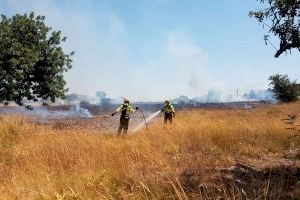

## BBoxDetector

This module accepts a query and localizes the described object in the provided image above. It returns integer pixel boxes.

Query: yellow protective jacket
[116,103,135,118]
[162,103,175,114]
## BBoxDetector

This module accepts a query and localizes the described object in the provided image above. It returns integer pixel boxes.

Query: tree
[65,93,79,102]
[95,91,106,99]
[249,0,300,58]
[95,90,106,105]
[269,74,297,102]
[0,12,74,107]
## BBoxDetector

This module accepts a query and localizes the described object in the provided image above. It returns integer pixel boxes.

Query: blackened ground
[50,111,164,133]
[180,153,300,199]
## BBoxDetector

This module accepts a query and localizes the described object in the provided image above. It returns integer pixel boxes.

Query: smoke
[2,1,298,102]
[2,0,132,98]
[71,104,92,118]
[63,88,275,107]
[0,104,92,122]
[64,91,123,106]
[0,2,274,101]
[172,89,275,104]
[242,89,274,101]
[164,32,214,95]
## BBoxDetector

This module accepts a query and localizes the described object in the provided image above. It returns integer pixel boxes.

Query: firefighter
[161,100,175,124]
[111,98,138,134]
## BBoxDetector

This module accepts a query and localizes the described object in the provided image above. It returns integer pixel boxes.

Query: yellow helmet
[124,98,129,103]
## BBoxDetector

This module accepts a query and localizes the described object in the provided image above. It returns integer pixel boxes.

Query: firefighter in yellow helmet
[111,98,138,134]
[161,100,175,124]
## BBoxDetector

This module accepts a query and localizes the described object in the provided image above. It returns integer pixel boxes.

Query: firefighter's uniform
[161,100,175,124]
[114,99,135,134]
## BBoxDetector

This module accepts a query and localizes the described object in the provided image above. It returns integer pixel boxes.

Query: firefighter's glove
[161,109,164,112]
[173,112,176,118]
[135,107,139,110]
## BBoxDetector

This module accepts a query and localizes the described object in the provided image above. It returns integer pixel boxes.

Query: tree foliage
[249,0,300,58]
[0,12,74,106]
[269,74,298,102]
[95,91,106,99]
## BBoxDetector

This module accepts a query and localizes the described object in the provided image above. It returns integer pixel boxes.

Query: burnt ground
[180,153,300,199]
[49,111,163,133]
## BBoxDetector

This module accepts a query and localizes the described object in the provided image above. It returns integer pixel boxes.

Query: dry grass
[0,102,299,199]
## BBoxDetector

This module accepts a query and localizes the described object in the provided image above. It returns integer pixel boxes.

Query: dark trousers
[164,112,173,124]
[118,117,129,134]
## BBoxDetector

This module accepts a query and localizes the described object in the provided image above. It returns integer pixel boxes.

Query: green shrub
[269,74,298,102]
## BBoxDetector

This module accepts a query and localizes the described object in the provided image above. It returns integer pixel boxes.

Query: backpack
[121,104,130,119]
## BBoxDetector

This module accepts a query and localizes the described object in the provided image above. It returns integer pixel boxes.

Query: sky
[1,0,299,101]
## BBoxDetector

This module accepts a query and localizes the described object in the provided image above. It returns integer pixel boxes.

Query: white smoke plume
[0,104,92,122]
[172,89,275,104]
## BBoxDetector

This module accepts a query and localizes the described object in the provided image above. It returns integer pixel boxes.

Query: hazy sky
[1,0,299,101]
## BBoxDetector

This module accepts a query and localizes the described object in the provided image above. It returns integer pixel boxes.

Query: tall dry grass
[0,102,299,199]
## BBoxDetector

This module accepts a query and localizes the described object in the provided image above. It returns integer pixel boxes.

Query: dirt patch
[220,164,299,199]
[180,155,300,199]
[49,111,160,133]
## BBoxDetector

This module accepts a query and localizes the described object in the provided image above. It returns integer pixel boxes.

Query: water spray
[133,110,161,133]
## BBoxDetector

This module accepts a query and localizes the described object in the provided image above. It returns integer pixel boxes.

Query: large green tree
[0,12,74,107]
[249,0,300,58]
[269,74,298,102]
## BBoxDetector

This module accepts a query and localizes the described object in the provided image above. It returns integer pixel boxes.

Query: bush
[269,74,298,102]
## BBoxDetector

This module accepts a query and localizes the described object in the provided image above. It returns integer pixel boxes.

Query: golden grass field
[0,102,299,200]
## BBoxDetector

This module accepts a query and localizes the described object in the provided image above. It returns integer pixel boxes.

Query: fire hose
[111,107,149,130]
[137,107,148,130]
